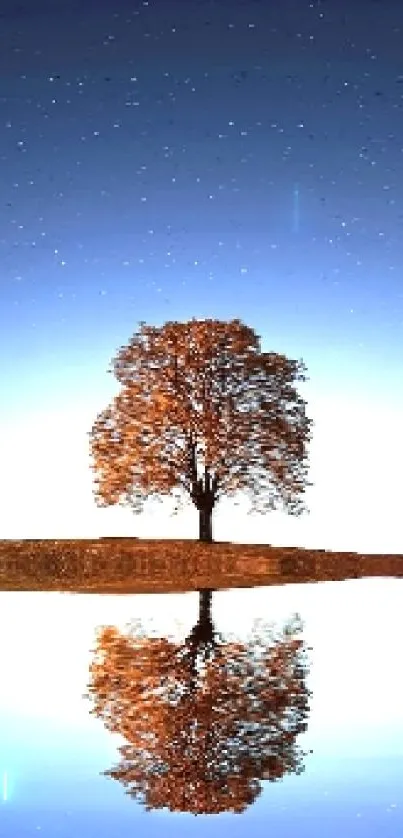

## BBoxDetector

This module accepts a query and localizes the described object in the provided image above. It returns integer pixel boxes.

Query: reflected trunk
[198,588,213,628]
[186,589,214,649]
[184,589,215,692]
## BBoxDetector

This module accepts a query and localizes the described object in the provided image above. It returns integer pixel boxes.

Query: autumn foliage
[85,593,312,815]
[88,318,313,539]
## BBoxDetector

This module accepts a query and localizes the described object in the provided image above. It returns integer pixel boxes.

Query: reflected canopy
[86,589,312,815]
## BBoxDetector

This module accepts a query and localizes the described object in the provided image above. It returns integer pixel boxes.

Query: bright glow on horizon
[0,580,401,756]
[1,387,402,552]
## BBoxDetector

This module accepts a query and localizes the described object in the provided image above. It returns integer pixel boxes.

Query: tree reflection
[86,589,312,815]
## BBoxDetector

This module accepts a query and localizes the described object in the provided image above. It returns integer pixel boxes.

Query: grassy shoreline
[0,537,402,594]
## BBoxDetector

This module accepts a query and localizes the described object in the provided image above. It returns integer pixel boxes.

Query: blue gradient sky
[1,0,403,550]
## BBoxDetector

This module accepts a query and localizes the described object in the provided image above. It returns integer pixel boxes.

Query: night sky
[1,0,402,551]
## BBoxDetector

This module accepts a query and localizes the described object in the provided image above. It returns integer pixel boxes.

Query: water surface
[0,578,402,836]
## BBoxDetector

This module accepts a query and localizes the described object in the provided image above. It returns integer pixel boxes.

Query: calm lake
[0,577,402,837]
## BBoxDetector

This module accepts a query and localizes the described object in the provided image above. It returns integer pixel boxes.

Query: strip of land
[0,538,401,594]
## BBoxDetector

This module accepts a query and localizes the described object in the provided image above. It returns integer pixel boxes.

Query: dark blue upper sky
[1,0,402,549]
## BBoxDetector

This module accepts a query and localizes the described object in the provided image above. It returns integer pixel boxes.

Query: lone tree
[89,318,313,541]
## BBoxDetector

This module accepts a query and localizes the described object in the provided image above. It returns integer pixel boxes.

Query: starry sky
[1,0,403,551]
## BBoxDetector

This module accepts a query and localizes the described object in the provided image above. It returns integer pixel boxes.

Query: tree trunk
[191,465,217,542]
[199,506,213,542]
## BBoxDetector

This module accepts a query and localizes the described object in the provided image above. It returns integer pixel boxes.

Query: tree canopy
[89,318,313,539]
